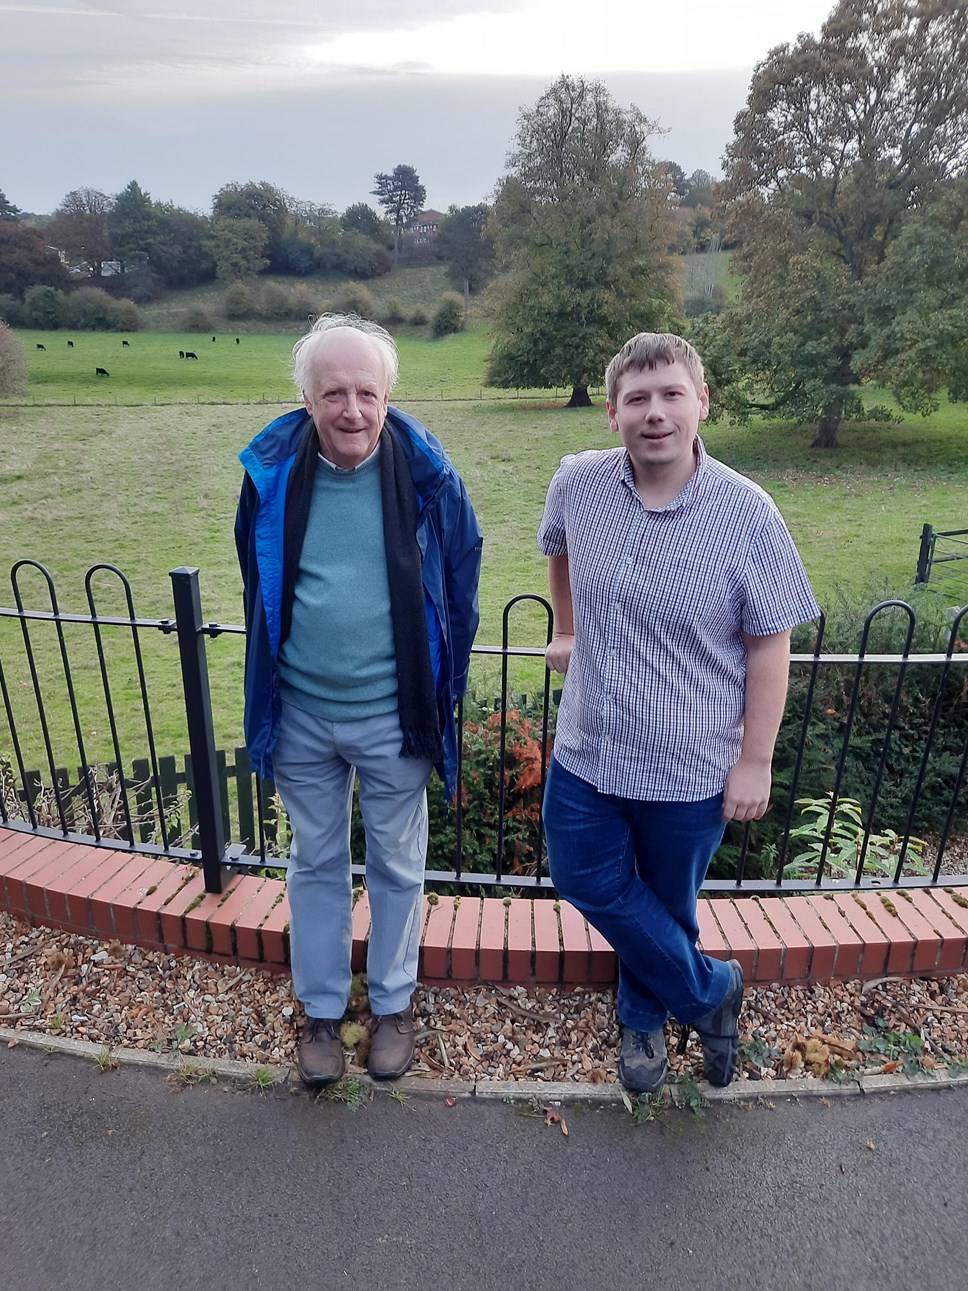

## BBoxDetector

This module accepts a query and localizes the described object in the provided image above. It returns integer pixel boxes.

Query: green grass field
[2,324,967,768]
[8,326,564,406]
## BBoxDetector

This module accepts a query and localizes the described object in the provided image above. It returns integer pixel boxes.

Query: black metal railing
[1,562,967,897]
[916,523,968,604]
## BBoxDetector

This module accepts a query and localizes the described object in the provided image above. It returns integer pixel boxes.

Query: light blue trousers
[271,703,432,1019]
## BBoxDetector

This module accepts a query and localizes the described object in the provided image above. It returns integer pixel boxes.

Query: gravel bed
[3,908,968,1086]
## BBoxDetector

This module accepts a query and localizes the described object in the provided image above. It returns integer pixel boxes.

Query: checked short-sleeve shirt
[538,440,820,801]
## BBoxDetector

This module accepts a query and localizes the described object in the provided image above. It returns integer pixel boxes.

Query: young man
[539,331,819,1092]
[236,315,482,1087]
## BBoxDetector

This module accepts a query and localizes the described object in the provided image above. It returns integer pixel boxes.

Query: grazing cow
[95,367,109,377]
[236,337,240,344]
[122,339,130,347]
[179,350,185,358]
[212,336,216,342]
[36,343,46,350]
[185,351,198,360]
[67,340,74,348]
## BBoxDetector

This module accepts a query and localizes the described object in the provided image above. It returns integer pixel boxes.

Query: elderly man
[236,314,482,1087]
[539,331,819,1093]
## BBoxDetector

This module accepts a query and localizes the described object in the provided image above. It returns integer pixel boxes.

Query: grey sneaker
[692,959,744,1087]
[297,1017,345,1089]
[618,1026,669,1094]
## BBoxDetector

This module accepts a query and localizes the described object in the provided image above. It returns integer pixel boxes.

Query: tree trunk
[565,386,592,408]
[811,402,841,449]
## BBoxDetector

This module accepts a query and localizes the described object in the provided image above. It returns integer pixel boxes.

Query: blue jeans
[271,703,432,1019]
[543,757,731,1032]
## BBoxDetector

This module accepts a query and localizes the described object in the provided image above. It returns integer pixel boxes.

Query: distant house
[409,210,445,245]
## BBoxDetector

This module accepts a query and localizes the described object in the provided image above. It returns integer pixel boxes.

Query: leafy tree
[485,74,679,407]
[49,187,113,278]
[0,320,27,396]
[0,222,67,297]
[22,284,67,329]
[371,164,426,260]
[315,229,391,278]
[150,204,216,288]
[109,180,159,273]
[63,287,141,331]
[436,204,495,310]
[206,216,269,281]
[0,190,21,221]
[860,179,968,410]
[681,169,715,208]
[431,292,466,338]
[659,161,688,198]
[718,0,968,446]
[212,181,291,271]
[340,202,391,244]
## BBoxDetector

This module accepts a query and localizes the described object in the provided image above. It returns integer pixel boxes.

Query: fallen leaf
[7,1039,19,1049]
[542,1105,569,1136]
[882,1060,900,1074]
[819,1097,831,1108]
[866,1140,876,1151]
[444,1097,457,1108]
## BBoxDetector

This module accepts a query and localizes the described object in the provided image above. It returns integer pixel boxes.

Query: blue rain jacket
[235,406,482,798]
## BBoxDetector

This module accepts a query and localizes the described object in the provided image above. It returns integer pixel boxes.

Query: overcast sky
[3,0,836,217]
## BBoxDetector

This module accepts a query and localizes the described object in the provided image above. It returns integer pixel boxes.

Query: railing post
[915,523,934,584]
[169,566,225,893]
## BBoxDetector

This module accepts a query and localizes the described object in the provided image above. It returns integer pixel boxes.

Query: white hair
[291,313,399,397]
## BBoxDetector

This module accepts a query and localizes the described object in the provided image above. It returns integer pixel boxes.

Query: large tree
[150,203,216,288]
[109,180,159,274]
[436,204,495,310]
[860,178,968,410]
[205,216,269,281]
[340,202,391,244]
[212,181,291,271]
[718,0,968,446]
[0,189,21,221]
[49,187,113,278]
[485,74,679,407]
[0,221,67,297]
[371,164,426,260]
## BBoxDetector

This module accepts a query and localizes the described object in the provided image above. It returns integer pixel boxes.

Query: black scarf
[281,417,442,766]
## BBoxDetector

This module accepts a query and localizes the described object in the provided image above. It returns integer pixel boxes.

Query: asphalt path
[2,1043,966,1291]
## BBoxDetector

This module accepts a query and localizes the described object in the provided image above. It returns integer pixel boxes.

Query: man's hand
[722,758,772,823]
[545,632,574,675]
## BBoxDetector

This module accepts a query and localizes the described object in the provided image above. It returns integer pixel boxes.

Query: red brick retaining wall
[3,826,968,985]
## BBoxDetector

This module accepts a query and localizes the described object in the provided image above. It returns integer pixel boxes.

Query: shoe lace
[626,1030,660,1058]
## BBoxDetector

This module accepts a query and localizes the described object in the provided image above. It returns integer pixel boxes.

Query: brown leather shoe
[368,1005,415,1081]
[297,1017,345,1088]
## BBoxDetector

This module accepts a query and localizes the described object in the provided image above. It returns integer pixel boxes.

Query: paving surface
[3,1039,968,1291]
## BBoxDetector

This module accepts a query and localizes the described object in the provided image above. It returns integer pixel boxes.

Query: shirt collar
[317,438,382,476]
[619,437,708,513]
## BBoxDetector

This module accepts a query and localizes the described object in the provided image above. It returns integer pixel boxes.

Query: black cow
[122,339,130,347]
[95,367,109,377]
[236,337,240,344]
[179,351,185,358]
[212,336,216,342]
[185,351,198,360]
[36,343,46,350]
[67,340,74,348]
